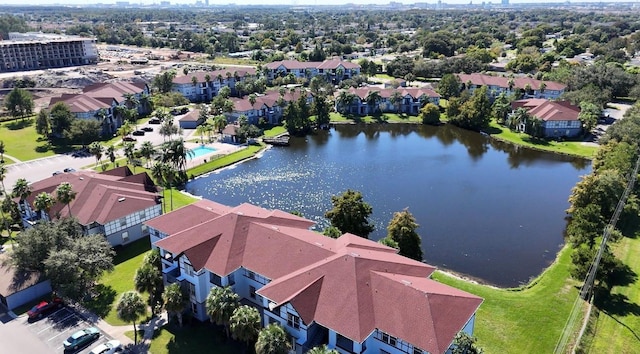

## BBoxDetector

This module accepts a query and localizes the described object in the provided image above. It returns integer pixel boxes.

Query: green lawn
[580,236,640,354]
[433,245,582,353]
[0,118,60,161]
[126,322,243,354]
[488,121,597,159]
[263,126,287,137]
[329,112,422,124]
[84,237,152,326]
[186,144,264,178]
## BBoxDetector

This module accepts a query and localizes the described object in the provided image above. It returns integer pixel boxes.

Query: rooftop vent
[118,197,126,202]
[401,280,412,286]
[350,252,360,257]
[271,226,279,231]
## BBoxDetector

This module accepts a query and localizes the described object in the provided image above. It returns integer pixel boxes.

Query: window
[380,350,391,354]
[191,302,198,314]
[287,312,300,329]
[141,224,148,235]
[119,218,126,227]
[247,271,256,280]
[122,232,129,243]
[184,262,194,276]
[189,282,196,298]
[413,348,424,354]
[249,286,257,299]
[382,332,397,347]
[228,273,236,286]
[210,273,222,286]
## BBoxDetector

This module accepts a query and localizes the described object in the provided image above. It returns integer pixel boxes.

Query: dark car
[122,136,137,142]
[141,126,153,132]
[27,297,64,320]
[132,130,145,136]
[64,167,76,173]
[52,171,63,176]
[148,118,161,124]
[63,327,100,351]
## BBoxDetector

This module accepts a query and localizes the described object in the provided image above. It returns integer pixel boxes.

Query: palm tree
[365,90,382,114]
[113,105,128,128]
[336,91,355,114]
[116,291,147,345]
[55,182,76,218]
[213,115,228,135]
[389,90,403,114]
[307,345,339,354]
[230,305,261,350]
[155,108,170,123]
[164,138,193,172]
[106,145,117,166]
[0,140,5,163]
[163,283,185,327]
[12,178,32,220]
[34,192,54,221]
[139,141,155,168]
[0,164,11,237]
[508,107,530,132]
[88,142,104,167]
[134,263,162,315]
[151,162,167,212]
[206,286,239,339]
[162,164,177,211]
[122,142,136,166]
[249,94,257,107]
[196,124,209,144]
[255,324,291,354]
[139,92,152,115]
[123,93,139,110]
[117,121,133,140]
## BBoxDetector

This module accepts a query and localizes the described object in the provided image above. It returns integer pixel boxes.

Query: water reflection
[187,124,590,287]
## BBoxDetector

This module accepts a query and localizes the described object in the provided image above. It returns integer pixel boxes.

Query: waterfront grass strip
[488,121,597,159]
[186,144,264,178]
[581,236,640,353]
[433,246,582,353]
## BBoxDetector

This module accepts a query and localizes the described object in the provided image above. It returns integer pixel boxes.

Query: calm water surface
[186,124,590,287]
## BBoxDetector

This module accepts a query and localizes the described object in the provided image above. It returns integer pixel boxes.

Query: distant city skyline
[0,0,632,5]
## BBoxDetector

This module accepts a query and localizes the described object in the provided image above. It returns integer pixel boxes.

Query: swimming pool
[189,146,217,159]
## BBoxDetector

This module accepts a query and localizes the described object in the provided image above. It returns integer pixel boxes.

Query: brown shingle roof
[512,99,580,122]
[0,255,45,297]
[49,94,113,113]
[172,68,256,85]
[25,169,159,226]
[151,202,481,353]
[457,73,566,92]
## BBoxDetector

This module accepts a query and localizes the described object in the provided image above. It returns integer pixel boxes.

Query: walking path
[2,154,21,163]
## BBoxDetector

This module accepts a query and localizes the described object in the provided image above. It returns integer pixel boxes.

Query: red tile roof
[172,68,257,85]
[49,94,113,113]
[457,73,566,92]
[151,202,481,353]
[265,59,360,71]
[25,168,159,226]
[83,82,148,104]
[512,99,580,122]
[346,87,440,100]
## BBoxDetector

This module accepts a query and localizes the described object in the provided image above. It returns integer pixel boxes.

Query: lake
[185,124,591,287]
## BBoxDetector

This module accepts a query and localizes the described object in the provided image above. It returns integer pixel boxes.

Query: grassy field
[126,322,243,354]
[0,118,60,161]
[433,245,582,353]
[487,121,597,159]
[579,236,640,353]
[186,144,264,178]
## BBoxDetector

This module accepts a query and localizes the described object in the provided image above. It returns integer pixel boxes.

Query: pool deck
[184,141,244,170]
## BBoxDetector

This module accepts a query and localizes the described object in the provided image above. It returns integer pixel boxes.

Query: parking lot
[23,306,113,354]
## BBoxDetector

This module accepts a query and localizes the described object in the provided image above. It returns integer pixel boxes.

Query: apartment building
[0,32,98,73]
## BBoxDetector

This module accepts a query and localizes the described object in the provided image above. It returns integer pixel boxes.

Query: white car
[88,339,122,354]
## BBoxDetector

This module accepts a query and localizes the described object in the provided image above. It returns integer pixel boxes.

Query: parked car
[27,297,64,321]
[89,340,122,354]
[64,167,76,173]
[142,126,153,132]
[63,327,100,351]
[52,171,63,176]
[122,136,137,142]
[148,118,160,124]
[132,130,145,136]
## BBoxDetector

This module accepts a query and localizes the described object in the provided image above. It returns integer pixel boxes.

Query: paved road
[3,154,94,192]
[0,306,52,354]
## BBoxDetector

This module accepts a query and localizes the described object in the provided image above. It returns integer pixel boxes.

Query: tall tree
[0,163,12,237]
[578,102,600,134]
[325,190,374,239]
[492,93,512,124]
[4,87,34,119]
[163,283,186,327]
[153,70,177,93]
[116,291,147,345]
[389,90,403,113]
[437,74,461,99]
[12,178,32,220]
[33,192,54,222]
[206,286,240,338]
[55,182,77,217]
[420,103,441,125]
[387,208,423,261]
[134,263,163,315]
[139,141,155,168]
[313,95,330,129]
[230,305,261,349]
[106,145,117,166]
[0,140,4,163]
[450,86,492,131]
[88,142,104,167]
[452,332,484,354]
[255,324,292,354]
[49,102,74,135]
[35,109,51,137]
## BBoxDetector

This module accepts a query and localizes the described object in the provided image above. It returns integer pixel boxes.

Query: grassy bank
[186,144,264,178]
[579,236,640,353]
[487,121,597,159]
[0,118,58,161]
[329,112,422,123]
[433,246,582,353]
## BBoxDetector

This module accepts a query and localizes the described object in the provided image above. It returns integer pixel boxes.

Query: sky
[0,0,628,5]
